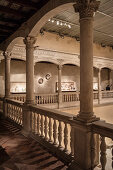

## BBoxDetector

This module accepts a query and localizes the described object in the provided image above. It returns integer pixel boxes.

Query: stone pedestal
[68,122,99,170]
[21,104,31,137]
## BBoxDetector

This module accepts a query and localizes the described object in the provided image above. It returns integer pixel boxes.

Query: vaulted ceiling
[0,0,113,47]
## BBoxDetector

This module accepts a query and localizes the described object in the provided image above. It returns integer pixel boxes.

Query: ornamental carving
[74,0,100,19]
[23,36,37,48]
[3,51,11,60]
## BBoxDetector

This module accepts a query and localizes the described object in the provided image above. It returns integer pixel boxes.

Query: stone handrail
[29,104,75,162]
[91,121,113,169]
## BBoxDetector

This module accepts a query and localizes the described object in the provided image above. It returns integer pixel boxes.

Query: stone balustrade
[10,91,113,105]
[92,121,113,169]
[62,92,80,102]
[29,104,74,162]
[35,93,58,104]
[5,98,23,126]
[0,97,113,169]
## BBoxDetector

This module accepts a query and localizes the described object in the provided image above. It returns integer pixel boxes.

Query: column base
[74,112,100,123]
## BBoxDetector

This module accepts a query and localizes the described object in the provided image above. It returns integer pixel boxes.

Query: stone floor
[0,119,68,170]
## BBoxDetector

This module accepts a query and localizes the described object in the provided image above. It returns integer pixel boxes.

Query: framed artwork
[10,82,26,93]
[93,82,98,90]
[38,78,43,84]
[56,82,77,92]
[45,73,51,80]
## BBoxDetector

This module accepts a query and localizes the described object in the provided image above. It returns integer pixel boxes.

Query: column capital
[57,64,63,70]
[23,36,37,48]
[3,51,11,60]
[74,0,100,19]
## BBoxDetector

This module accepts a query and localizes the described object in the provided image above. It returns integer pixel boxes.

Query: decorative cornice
[74,0,100,19]
[1,45,113,69]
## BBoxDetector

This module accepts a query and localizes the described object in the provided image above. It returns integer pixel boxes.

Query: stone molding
[74,0,100,19]
[0,45,113,69]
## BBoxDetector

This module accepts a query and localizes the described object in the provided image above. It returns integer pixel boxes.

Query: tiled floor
[0,119,67,170]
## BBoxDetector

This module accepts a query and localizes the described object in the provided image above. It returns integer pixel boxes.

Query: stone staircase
[0,119,68,170]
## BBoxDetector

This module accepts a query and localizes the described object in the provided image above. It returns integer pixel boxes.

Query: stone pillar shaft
[24,36,36,104]
[80,17,93,118]
[98,69,101,104]
[58,65,62,108]
[74,0,100,122]
[4,52,11,98]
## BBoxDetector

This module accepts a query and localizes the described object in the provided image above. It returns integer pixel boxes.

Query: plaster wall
[35,32,113,59]
[0,60,111,95]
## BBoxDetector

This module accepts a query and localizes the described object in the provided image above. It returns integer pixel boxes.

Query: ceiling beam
[0,17,21,25]
[0,5,27,17]
[0,24,16,31]
[6,0,37,10]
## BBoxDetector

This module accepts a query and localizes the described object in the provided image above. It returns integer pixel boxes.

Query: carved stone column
[24,36,36,104]
[68,1,100,170]
[58,65,62,108]
[74,0,100,122]
[3,51,11,117]
[22,36,36,136]
[98,68,101,104]
[3,51,11,98]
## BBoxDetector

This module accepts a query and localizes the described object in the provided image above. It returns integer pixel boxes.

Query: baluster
[34,113,38,134]
[58,121,63,148]
[44,116,48,140]
[37,114,40,135]
[48,96,51,104]
[32,112,35,132]
[49,118,52,142]
[112,147,113,169]
[41,115,44,137]
[70,126,74,156]
[100,136,107,170]
[53,119,57,145]
[64,123,68,152]
[91,133,96,170]
[53,95,55,103]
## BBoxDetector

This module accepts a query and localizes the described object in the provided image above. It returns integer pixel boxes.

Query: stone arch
[35,60,58,66]
[63,62,80,67]
[0,0,76,51]
[28,0,76,37]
